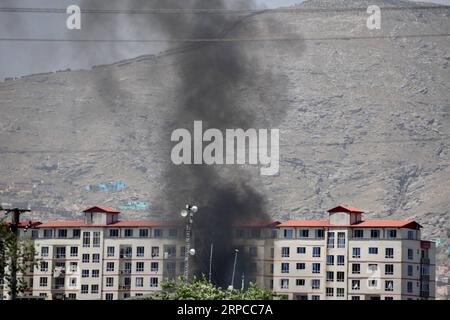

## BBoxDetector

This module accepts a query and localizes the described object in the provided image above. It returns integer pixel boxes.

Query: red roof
[37,220,181,228]
[328,205,364,214]
[277,219,421,229]
[83,206,120,214]
[3,220,42,228]
[232,220,281,228]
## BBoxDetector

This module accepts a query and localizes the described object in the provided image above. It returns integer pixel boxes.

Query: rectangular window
[92,270,99,278]
[58,229,67,238]
[311,295,320,300]
[311,279,320,290]
[105,293,113,300]
[312,247,321,258]
[72,229,80,238]
[82,270,89,278]
[352,247,361,258]
[326,271,334,282]
[139,229,149,238]
[369,247,378,254]
[109,229,119,238]
[106,262,114,272]
[299,229,309,238]
[124,229,133,238]
[283,229,293,239]
[385,248,394,259]
[352,264,360,274]
[337,255,345,266]
[281,263,289,274]
[55,246,66,259]
[368,279,378,288]
[69,262,78,273]
[370,229,380,238]
[82,232,90,247]
[353,229,364,238]
[281,247,290,258]
[326,288,334,297]
[81,285,88,294]
[407,282,413,293]
[136,262,144,272]
[336,288,344,297]
[387,229,397,238]
[368,264,378,272]
[337,232,346,248]
[41,246,49,257]
[136,277,144,287]
[385,264,394,275]
[106,277,114,287]
[169,228,178,237]
[82,254,89,263]
[151,246,159,258]
[315,229,324,238]
[250,229,261,239]
[407,249,414,260]
[296,279,305,286]
[385,280,394,292]
[408,230,414,240]
[151,262,159,272]
[164,246,176,258]
[249,247,257,257]
[150,277,159,287]
[91,285,99,294]
[337,272,345,283]
[107,246,115,257]
[327,232,335,248]
[352,296,360,300]
[69,277,77,287]
[326,255,334,266]
[312,263,321,274]
[93,231,100,247]
[352,280,360,290]
[43,229,53,239]
[297,247,306,254]
[137,246,145,257]
[296,263,305,270]
[280,279,289,289]
[385,297,393,300]
[70,246,78,257]
[39,277,48,287]
[153,229,162,238]
[93,254,100,263]
[40,261,48,272]
[408,265,413,277]
[121,247,132,258]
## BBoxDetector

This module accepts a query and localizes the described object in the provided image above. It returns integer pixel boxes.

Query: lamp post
[229,249,239,290]
[180,204,198,284]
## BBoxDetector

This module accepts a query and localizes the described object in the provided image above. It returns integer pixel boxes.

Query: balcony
[119,270,131,275]
[421,257,430,264]
[119,285,131,290]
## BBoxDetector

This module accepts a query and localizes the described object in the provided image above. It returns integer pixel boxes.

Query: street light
[228,249,239,290]
[180,204,198,283]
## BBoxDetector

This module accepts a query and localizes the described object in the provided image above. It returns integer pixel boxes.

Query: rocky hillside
[0,0,449,286]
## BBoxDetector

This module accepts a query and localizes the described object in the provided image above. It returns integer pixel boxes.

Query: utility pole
[208,243,213,283]
[180,204,198,284]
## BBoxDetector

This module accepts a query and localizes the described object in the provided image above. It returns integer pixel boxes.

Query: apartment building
[273,205,436,300]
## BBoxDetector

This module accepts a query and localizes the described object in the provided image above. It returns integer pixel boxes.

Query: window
[327,232,335,248]
[385,248,394,259]
[124,277,131,286]
[251,229,261,239]
[58,229,67,238]
[368,279,378,288]
[407,281,413,293]
[91,285,99,294]
[39,277,48,287]
[92,270,99,278]
[407,230,414,240]
[352,280,360,290]
[312,263,321,274]
[368,264,378,272]
[164,246,176,258]
[151,262,159,272]
[299,229,309,238]
[107,262,114,272]
[70,246,78,257]
[387,229,397,238]
[369,247,378,255]
[107,246,115,257]
[352,264,360,274]
[280,279,289,289]
[352,248,360,258]
[312,247,321,258]
[105,293,114,300]
[69,262,78,273]
[169,228,178,237]
[385,280,394,291]
[55,246,66,258]
[43,229,53,238]
[137,246,145,257]
[336,288,344,297]
[82,232,90,247]
[72,229,80,238]
[136,277,144,287]
[385,264,394,275]
[326,255,334,266]
[326,288,334,297]
[370,229,380,238]
[139,229,149,238]
[121,246,132,258]
[69,277,77,287]
[297,247,306,254]
[337,255,345,266]
[106,277,114,287]
[136,262,144,272]
[408,265,413,276]
[281,247,290,258]
[353,229,364,238]
[311,279,320,290]
[41,246,49,257]
[281,263,289,273]
[150,277,159,287]
[271,248,274,258]
[82,254,89,263]
[124,229,133,238]
[296,279,305,286]
[82,270,89,278]
[109,229,119,238]
[93,231,100,247]
[246,246,257,257]
[337,272,345,283]
[40,261,48,272]
[326,271,334,282]
[296,263,305,270]
[352,296,360,300]
[151,247,159,258]
[81,285,89,294]
[385,297,393,300]
[315,229,324,238]
[153,229,162,238]
[311,295,320,300]
[283,229,293,239]
[407,249,414,260]
[93,254,100,263]
[39,293,48,298]
[337,232,345,248]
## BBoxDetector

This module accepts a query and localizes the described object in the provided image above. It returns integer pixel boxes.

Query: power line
[0,33,449,43]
